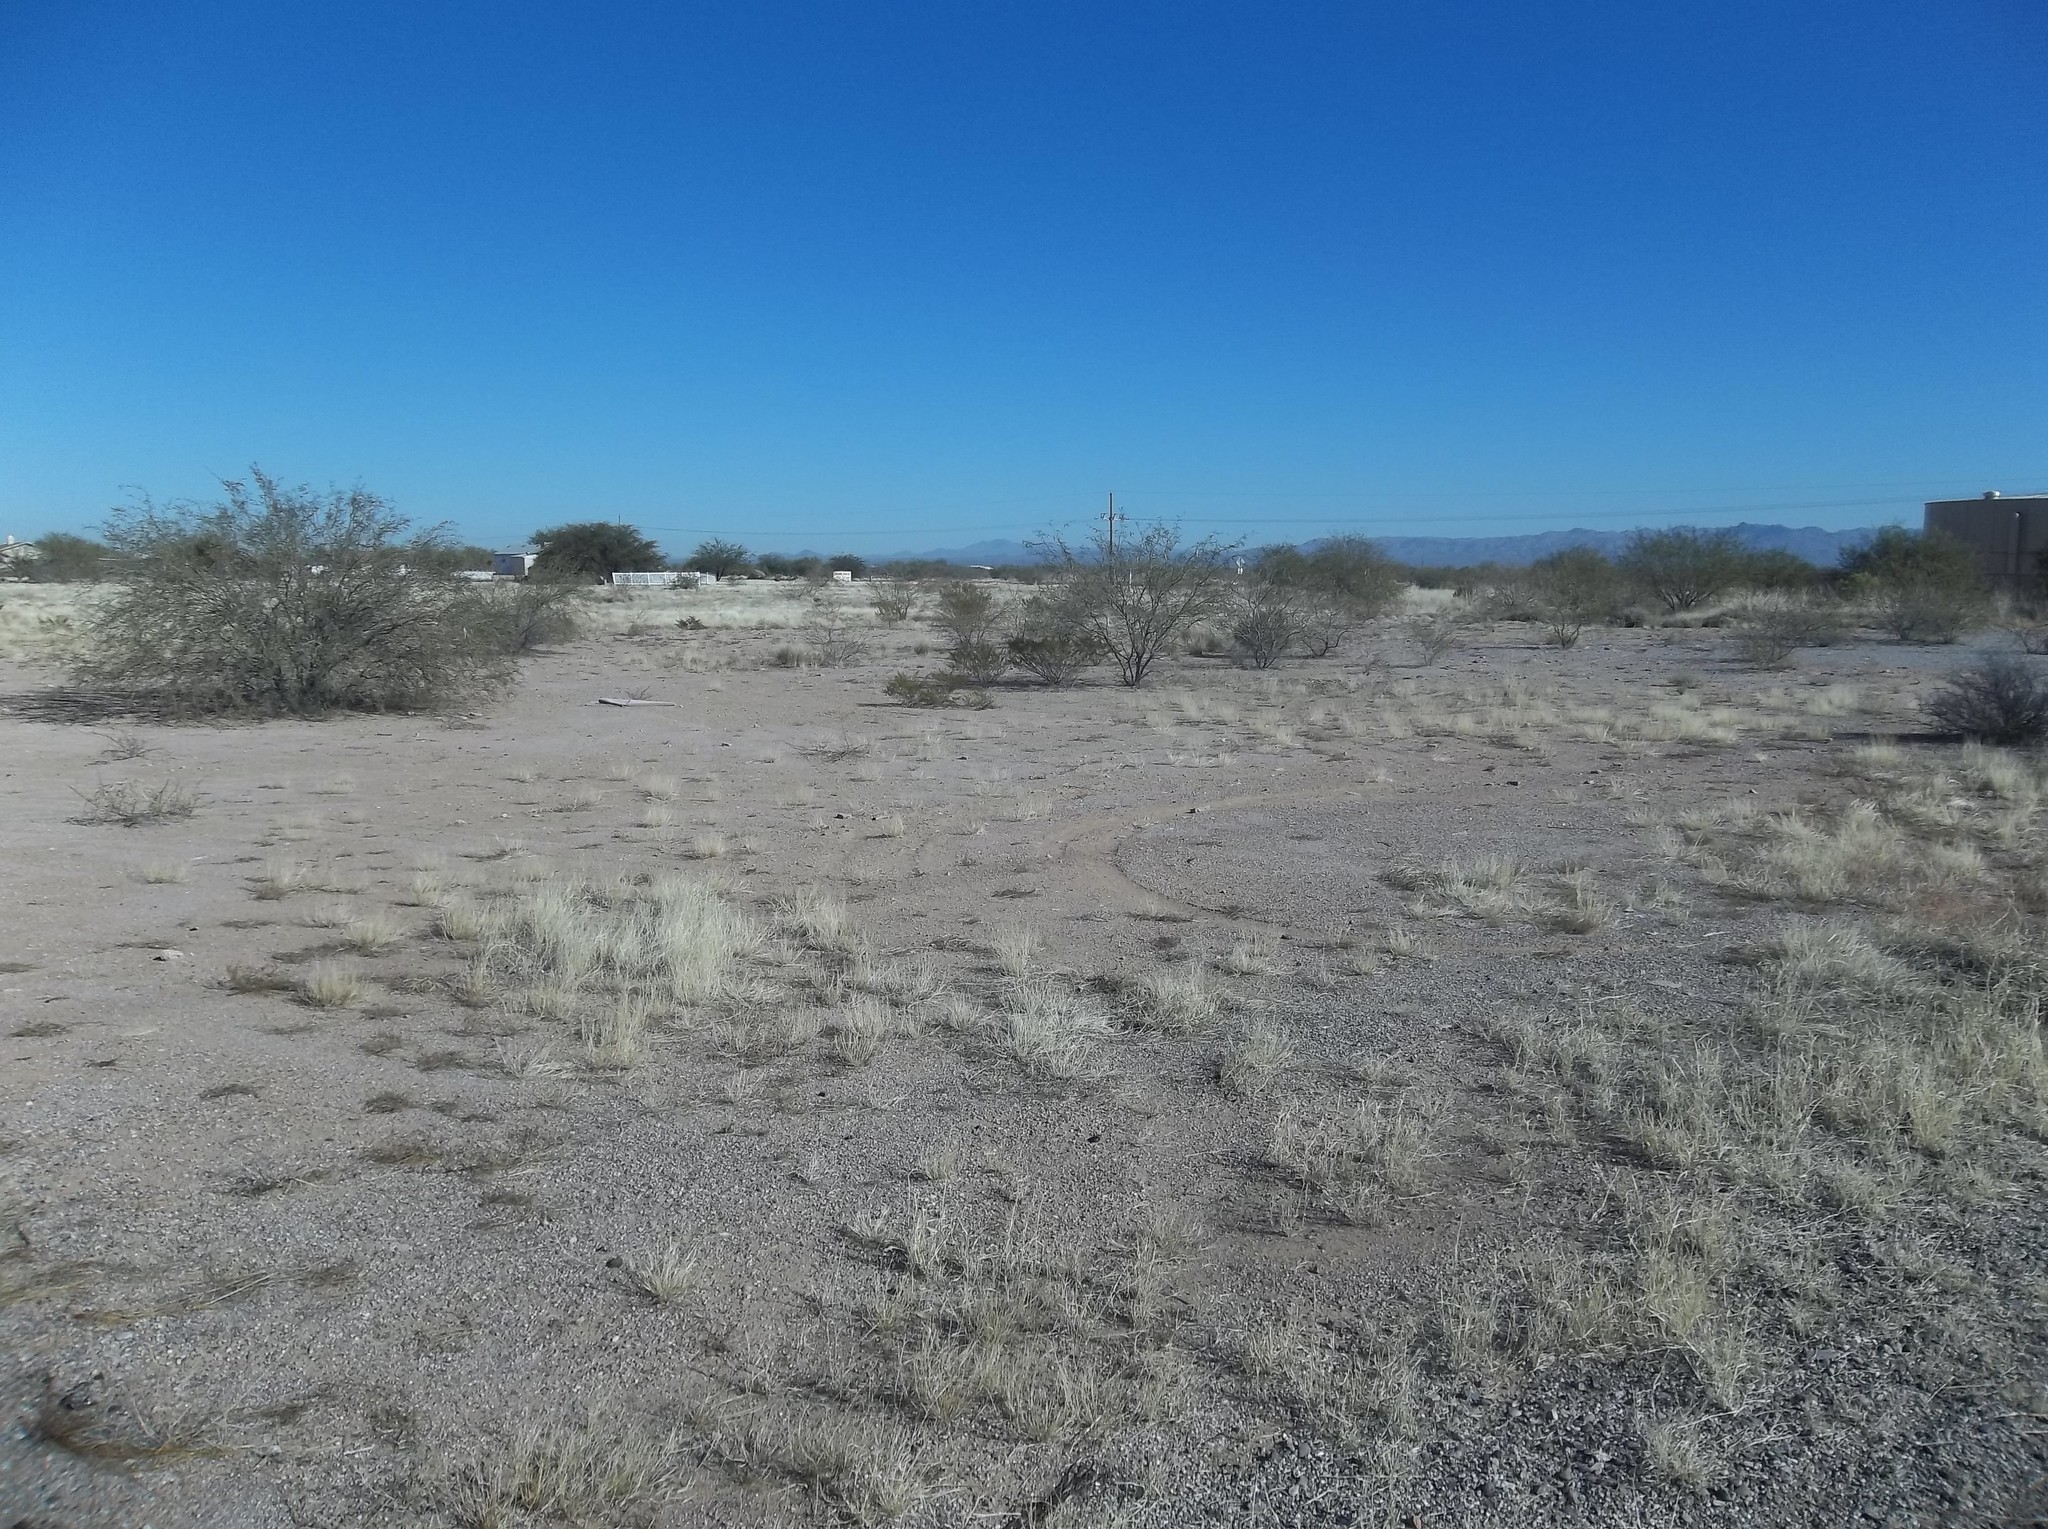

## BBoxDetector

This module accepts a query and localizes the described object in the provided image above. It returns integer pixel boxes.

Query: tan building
[1924,491,2048,589]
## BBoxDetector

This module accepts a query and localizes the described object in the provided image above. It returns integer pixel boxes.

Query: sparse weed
[73,778,198,827]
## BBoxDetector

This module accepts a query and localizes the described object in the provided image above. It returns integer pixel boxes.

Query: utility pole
[1106,491,1119,559]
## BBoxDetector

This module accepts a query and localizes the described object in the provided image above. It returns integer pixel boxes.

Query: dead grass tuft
[999,979,1111,1080]
[1131,960,1224,1034]
[299,962,364,1008]
[1217,1022,1295,1096]
[621,1241,702,1304]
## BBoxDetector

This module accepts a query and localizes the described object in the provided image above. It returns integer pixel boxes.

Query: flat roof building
[1924,492,2048,590]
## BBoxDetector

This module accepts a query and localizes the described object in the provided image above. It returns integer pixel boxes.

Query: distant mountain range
[869,523,1890,570]
[1361,522,1886,568]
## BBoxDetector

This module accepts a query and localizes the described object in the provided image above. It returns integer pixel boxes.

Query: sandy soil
[2,597,2043,1528]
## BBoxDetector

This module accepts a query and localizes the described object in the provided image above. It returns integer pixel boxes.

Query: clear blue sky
[3,2,2043,557]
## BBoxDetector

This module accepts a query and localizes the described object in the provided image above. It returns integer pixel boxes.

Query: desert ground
[1,581,2043,1528]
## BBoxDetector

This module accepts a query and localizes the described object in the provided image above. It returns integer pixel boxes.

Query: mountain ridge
[863,522,1891,569]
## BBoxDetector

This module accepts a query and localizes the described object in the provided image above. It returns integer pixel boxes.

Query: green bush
[1004,582,1104,681]
[686,538,751,578]
[1006,632,1101,685]
[1619,528,1746,612]
[1841,528,1987,643]
[933,582,1003,646]
[24,531,110,583]
[946,639,1009,685]
[869,582,918,623]
[1035,524,1235,687]
[78,467,512,715]
[1526,548,1621,647]
[1253,537,1402,616]
[532,521,665,581]
[1227,582,1299,668]
[1248,537,1399,657]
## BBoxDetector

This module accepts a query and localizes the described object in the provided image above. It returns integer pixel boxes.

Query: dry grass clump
[1131,961,1223,1034]
[621,1241,702,1304]
[825,1196,1188,1462]
[251,857,358,900]
[994,925,1041,978]
[425,874,767,1071]
[1380,926,1423,959]
[1217,933,1280,976]
[1492,769,2047,1418]
[579,992,653,1068]
[303,900,352,929]
[827,995,901,1067]
[776,886,860,955]
[436,897,489,941]
[914,1147,959,1183]
[1217,1022,1295,1096]
[1264,1100,1438,1220]
[1545,867,1611,932]
[844,952,941,1005]
[134,859,191,884]
[479,875,762,1008]
[635,772,681,801]
[407,858,450,904]
[1673,745,2046,908]
[1635,699,1741,745]
[1384,854,1534,922]
[340,910,405,954]
[1639,1414,1717,1487]
[998,979,1111,1080]
[299,962,364,1008]
[698,1411,942,1522]
[92,727,156,762]
[433,1413,685,1523]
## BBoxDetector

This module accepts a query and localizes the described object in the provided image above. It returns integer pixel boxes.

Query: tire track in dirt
[1018,781,1384,931]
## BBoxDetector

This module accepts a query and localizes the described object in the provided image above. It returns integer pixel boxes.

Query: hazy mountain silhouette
[872,523,1889,569]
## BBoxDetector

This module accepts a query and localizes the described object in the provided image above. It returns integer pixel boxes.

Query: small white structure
[830,568,856,584]
[453,569,496,582]
[492,550,539,578]
[610,571,677,587]
[0,537,40,578]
